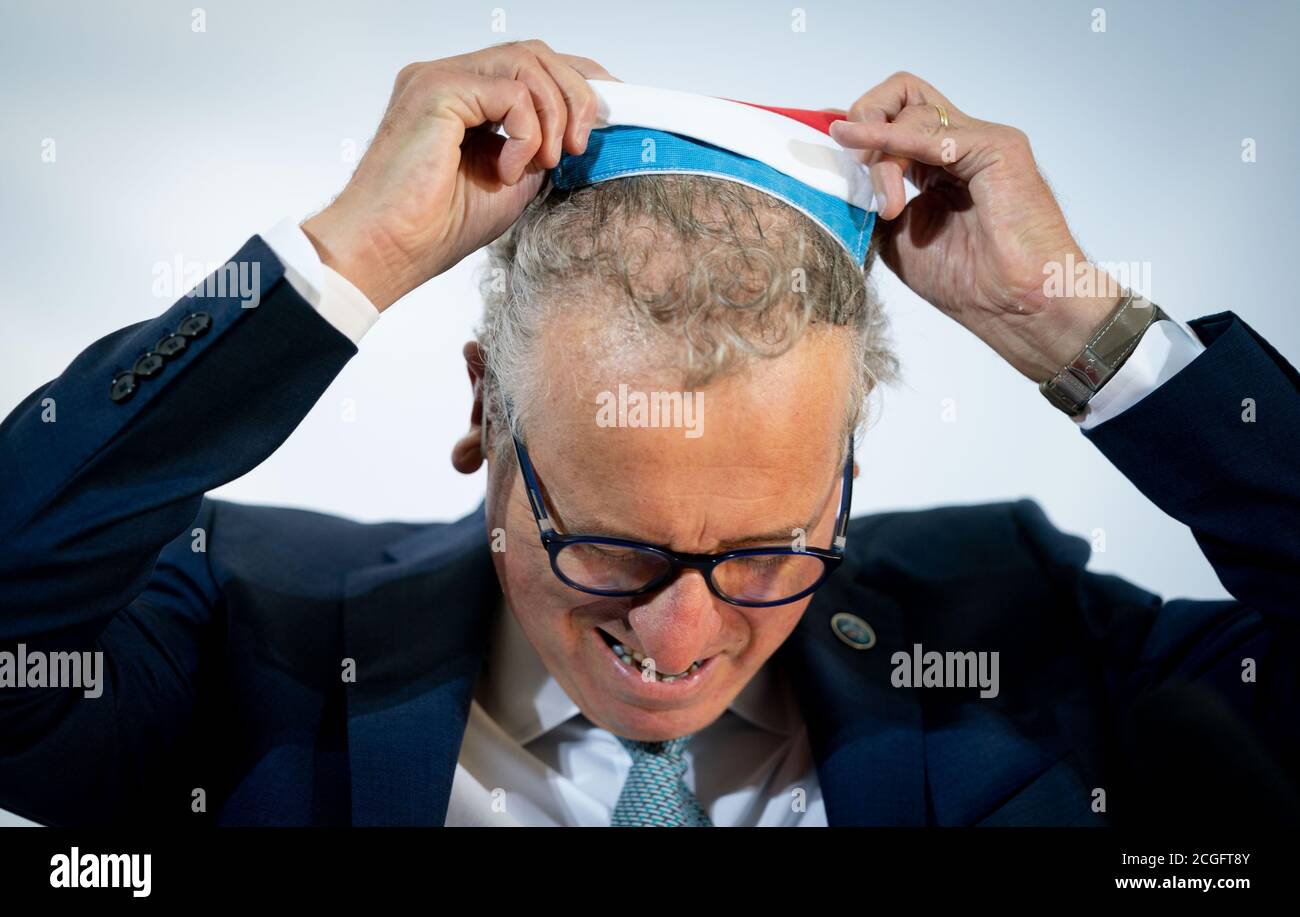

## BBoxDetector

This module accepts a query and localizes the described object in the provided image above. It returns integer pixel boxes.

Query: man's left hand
[829,72,1123,381]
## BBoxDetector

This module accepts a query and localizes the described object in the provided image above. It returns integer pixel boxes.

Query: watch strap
[1039,291,1168,415]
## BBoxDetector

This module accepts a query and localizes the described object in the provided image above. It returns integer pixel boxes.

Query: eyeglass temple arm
[832,435,855,551]
[512,434,556,536]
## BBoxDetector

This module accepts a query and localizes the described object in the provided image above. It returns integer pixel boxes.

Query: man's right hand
[301,41,617,312]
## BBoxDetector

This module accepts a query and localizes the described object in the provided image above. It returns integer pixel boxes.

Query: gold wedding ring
[935,103,949,129]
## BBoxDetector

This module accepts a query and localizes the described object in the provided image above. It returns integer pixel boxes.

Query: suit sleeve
[1083,311,1300,619]
[1013,313,1300,820]
[0,235,357,824]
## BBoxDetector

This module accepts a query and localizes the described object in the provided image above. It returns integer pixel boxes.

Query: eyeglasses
[511,432,854,608]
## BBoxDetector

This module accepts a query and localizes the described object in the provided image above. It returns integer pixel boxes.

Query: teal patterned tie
[610,734,713,827]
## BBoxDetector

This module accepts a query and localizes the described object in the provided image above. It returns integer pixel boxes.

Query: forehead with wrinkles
[521,305,854,553]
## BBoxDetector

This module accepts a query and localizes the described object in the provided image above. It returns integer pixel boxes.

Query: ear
[451,340,488,474]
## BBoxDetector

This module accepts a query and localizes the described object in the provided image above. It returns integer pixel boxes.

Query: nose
[626,571,722,676]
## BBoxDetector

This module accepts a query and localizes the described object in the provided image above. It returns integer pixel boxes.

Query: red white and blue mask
[551,80,878,265]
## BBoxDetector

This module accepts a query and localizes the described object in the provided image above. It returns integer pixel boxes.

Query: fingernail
[869,165,888,215]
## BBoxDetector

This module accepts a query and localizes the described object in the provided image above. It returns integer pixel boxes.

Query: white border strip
[587,80,876,212]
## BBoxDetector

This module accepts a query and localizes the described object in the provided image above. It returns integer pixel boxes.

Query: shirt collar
[477,596,797,746]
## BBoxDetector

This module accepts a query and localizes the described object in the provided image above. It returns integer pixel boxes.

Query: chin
[595,702,724,743]
[581,667,737,740]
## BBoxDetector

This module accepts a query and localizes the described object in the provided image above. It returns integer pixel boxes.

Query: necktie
[610,734,713,827]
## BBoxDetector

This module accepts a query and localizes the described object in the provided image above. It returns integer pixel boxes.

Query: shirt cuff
[1075,316,1208,430]
[260,217,380,345]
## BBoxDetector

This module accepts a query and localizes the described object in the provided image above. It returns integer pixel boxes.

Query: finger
[839,73,961,218]
[845,117,913,220]
[491,43,571,168]
[830,117,912,219]
[841,90,912,219]
[528,49,601,157]
[817,106,906,217]
[556,53,621,83]
[869,160,908,220]
[503,41,604,159]
[830,106,1004,187]
[451,75,542,185]
[847,70,958,126]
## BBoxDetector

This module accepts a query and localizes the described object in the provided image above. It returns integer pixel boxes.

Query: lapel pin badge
[831,612,876,650]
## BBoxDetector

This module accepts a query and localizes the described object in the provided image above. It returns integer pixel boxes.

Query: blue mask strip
[552,126,875,264]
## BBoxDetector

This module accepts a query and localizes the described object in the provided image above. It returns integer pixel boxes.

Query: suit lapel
[340,505,930,826]
[342,507,499,826]
[778,571,928,826]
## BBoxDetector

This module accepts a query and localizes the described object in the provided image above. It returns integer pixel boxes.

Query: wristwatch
[1039,289,1168,416]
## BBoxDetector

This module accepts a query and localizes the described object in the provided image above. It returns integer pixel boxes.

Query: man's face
[483,315,856,742]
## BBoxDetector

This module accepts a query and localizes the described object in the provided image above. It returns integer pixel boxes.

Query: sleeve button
[133,352,165,378]
[155,333,187,357]
[110,372,137,403]
[177,312,212,338]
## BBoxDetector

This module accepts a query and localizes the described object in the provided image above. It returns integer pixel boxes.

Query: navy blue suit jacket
[2,236,1297,826]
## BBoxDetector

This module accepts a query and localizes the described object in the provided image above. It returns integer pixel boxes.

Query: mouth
[596,627,708,683]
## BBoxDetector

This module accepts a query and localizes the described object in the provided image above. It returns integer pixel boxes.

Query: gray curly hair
[476,173,896,462]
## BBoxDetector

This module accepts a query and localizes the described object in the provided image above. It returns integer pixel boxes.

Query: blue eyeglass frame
[511,433,855,608]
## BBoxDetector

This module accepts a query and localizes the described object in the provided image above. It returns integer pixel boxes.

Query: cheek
[488,472,553,597]
[744,601,810,656]
[499,528,555,603]
[496,512,591,647]
[499,496,565,600]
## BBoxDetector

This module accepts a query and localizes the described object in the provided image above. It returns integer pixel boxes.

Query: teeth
[605,635,702,681]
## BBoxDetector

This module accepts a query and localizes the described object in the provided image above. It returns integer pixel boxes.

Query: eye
[730,553,787,570]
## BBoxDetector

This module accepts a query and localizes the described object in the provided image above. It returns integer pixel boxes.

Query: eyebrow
[522,441,851,552]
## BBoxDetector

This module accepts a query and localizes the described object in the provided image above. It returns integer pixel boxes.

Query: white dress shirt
[261,217,1210,826]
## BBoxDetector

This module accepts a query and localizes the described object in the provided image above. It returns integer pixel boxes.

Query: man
[1,41,1296,826]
